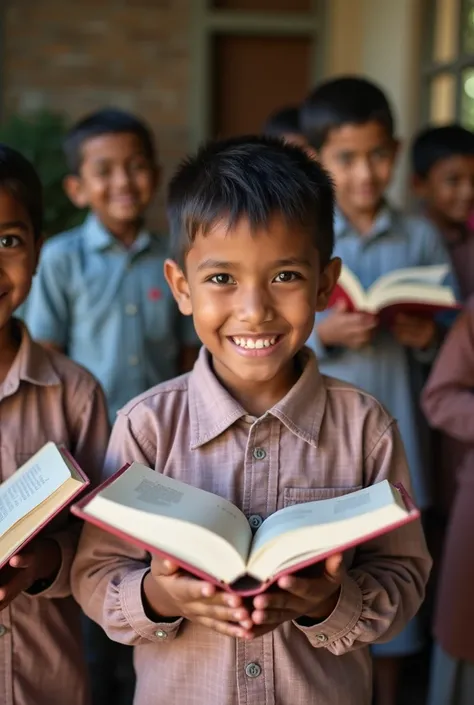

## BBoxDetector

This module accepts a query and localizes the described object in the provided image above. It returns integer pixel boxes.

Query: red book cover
[72,465,420,597]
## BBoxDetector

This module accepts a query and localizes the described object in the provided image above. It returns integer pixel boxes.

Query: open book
[329,264,460,319]
[0,442,89,569]
[72,462,419,596]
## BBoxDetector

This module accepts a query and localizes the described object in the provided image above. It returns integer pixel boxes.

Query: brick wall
[2,0,192,230]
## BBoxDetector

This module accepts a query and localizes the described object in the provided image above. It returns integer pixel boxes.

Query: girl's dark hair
[0,144,43,240]
[167,135,335,266]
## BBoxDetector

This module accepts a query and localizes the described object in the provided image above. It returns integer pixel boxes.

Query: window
[422,0,474,127]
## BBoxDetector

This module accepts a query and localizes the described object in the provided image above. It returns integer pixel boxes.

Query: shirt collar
[188,347,327,450]
[82,212,153,253]
[334,202,396,241]
[0,322,61,399]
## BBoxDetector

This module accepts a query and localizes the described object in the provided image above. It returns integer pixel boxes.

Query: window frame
[420,0,474,125]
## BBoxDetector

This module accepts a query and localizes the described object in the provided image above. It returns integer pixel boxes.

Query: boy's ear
[63,175,89,209]
[316,257,341,312]
[164,258,193,316]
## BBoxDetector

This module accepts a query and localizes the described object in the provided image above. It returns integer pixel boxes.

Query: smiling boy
[71,136,430,705]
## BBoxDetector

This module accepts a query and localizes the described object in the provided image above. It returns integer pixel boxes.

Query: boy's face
[317,121,398,217]
[0,188,40,330]
[165,215,339,396]
[415,154,474,226]
[65,132,158,230]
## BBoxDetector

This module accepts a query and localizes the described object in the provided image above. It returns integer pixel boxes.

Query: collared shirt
[0,323,110,705]
[308,205,454,508]
[71,347,430,705]
[24,213,198,422]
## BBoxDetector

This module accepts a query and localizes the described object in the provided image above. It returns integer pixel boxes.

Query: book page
[84,463,252,583]
[369,265,450,296]
[247,482,408,580]
[0,443,72,537]
[336,266,368,310]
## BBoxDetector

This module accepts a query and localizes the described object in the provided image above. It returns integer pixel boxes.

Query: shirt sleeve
[32,381,110,599]
[71,412,184,646]
[422,310,474,443]
[25,242,71,348]
[293,420,432,652]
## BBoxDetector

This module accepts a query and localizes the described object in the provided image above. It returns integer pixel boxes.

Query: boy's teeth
[232,336,278,349]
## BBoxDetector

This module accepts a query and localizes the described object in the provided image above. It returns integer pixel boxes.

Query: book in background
[0,443,89,569]
[329,264,461,324]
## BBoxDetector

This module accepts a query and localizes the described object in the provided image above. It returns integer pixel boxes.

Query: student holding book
[71,136,431,705]
[0,144,110,705]
[300,76,454,705]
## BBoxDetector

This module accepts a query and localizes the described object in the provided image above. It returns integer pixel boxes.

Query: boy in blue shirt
[25,108,199,705]
[301,76,453,705]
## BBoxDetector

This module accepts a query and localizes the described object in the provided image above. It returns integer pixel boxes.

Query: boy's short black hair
[411,124,474,178]
[0,143,43,240]
[167,135,335,267]
[262,105,302,138]
[301,76,395,149]
[63,107,156,174]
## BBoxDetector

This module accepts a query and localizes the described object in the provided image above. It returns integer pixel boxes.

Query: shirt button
[248,514,263,529]
[0,625,7,637]
[125,303,138,316]
[154,629,168,639]
[253,447,266,460]
[316,633,328,643]
[128,355,139,366]
[245,662,261,678]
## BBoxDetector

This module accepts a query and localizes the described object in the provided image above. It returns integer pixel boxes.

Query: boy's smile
[166,215,339,413]
[65,132,158,242]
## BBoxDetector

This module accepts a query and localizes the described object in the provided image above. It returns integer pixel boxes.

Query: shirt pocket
[283,486,363,507]
[283,486,363,569]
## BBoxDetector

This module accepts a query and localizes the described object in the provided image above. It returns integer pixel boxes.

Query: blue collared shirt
[25,214,198,421]
[307,205,455,508]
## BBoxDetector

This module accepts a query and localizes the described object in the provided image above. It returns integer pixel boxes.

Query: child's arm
[274,419,431,654]
[422,309,474,442]
[71,413,245,646]
[0,382,110,607]
[24,240,70,352]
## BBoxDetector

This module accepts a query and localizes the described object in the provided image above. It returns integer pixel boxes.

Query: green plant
[0,110,84,237]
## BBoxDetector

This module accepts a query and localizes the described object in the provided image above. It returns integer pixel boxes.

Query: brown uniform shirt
[0,323,110,705]
[72,347,431,705]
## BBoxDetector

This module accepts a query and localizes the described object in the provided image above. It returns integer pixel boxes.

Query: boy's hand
[0,538,61,610]
[317,301,377,349]
[391,314,436,350]
[247,554,343,639]
[143,557,253,638]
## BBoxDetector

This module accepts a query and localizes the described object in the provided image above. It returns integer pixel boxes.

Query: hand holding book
[143,552,344,640]
[318,299,378,349]
[0,537,61,609]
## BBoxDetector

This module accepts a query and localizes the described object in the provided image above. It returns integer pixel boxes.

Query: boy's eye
[0,235,21,249]
[210,273,236,285]
[337,153,353,166]
[274,271,300,283]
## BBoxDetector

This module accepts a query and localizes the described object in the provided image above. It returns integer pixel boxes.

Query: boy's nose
[237,288,273,325]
